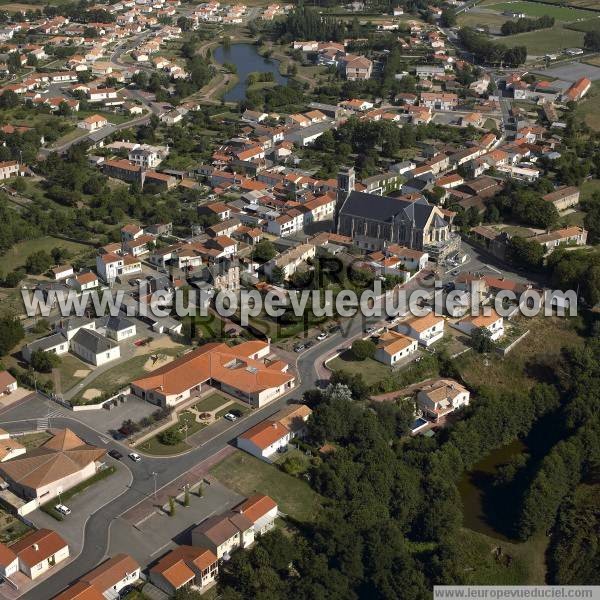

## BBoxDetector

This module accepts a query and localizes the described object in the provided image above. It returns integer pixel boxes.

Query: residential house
[51,265,74,280]
[78,114,108,131]
[399,312,445,346]
[233,494,278,536]
[374,330,418,366]
[542,186,579,211]
[0,371,17,396]
[263,243,316,280]
[237,420,291,461]
[103,316,136,342]
[531,226,588,254]
[79,554,141,598]
[456,309,504,341]
[420,92,458,111]
[0,543,18,579]
[70,271,99,292]
[69,328,121,366]
[150,546,218,596]
[417,378,470,422]
[11,530,69,580]
[191,512,255,559]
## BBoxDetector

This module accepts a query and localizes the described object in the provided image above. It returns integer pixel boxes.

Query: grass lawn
[576,81,600,131]
[0,507,32,544]
[484,0,595,20]
[73,348,182,404]
[580,178,600,200]
[566,17,600,33]
[55,353,91,394]
[452,528,548,585]
[0,236,91,273]
[210,450,322,522]
[193,393,230,413]
[457,315,584,394]
[559,210,586,228]
[17,431,52,450]
[497,224,536,237]
[138,411,205,456]
[500,25,585,55]
[457,11,510,29]
[328,350,392,387]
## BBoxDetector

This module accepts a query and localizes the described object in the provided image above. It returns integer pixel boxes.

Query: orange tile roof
[0,542,16,568]
[53,581,105,600]
[239,420,290,450]
[81,554,139,593]
[405,312,443,333]
[12,529,67,568]
[467,309,502,328]
[234,494,277,522]
[150,546,217,589]
[132,341,293,397]
[377,330,415,355]
[0,429,105,490]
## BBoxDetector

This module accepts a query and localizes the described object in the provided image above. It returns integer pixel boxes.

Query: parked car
[293,344,305,353]
[451,269,460,276]
[55,504,71,516]
[224,413,238,422]
[365,326,376,334]
[109,449,123,460]
[304,340,314,349]
[128,452,141,462]
[316,332,328,341]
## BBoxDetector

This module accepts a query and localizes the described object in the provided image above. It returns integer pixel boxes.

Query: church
[335,167,459,259]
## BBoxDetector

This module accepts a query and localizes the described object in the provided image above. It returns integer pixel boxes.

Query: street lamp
[151,471,157,499]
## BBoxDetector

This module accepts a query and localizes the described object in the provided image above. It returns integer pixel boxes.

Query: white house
[457,309,504,341]
[417,378,470,422]
[399,312,445,346]
[233,494,278,536]
[0,543,19,579]
[81,554,141,598]
[0,371,18,396]
[103,316,136,341]
[69,328,121,366]
[374,330,418,366]
[237,420,291,461]
[78,114,109,131]
[12,529,69,580]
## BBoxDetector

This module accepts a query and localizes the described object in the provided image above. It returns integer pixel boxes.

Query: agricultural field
[457,11,512,30]
[565,17,600,33]
[500,25,585,55]
[576,80,600,131]
[0,235,91,273]
[483,0,595,21]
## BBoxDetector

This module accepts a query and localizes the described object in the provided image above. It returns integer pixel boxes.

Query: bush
[159,427,184,446]
[30,349,60,373]
[351,339,376,361]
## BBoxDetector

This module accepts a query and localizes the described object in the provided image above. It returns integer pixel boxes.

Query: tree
[168,496,176,516]
[507,236,544,270]
[281,454,307,475]
[269,265,285,284]
[0,316,24,356]
[253,239,277,263]
[351,339,376,361]
[25,250,53,275]
[159,426,184,446]
[584,31,600,52]
[2,269,24,288]
[440,8,457,27]
[470,327,496,353]
[183,485,190,507]
[51,247,69,265]
[30,349,60,373]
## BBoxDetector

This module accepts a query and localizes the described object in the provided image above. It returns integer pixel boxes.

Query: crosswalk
[36,406,67,430]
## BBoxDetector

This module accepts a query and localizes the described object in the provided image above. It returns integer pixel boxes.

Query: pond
[213,43,288,102]
[458,439,527,541]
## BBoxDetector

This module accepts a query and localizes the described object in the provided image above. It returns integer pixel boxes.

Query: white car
[316,332,328,341]
[224,413,238,422]
[128,452,141,462]
[55,504,71,516]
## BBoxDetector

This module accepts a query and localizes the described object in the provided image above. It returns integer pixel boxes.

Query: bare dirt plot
[82,388,102,400]
[73,369,91,378]
[142,354,175,372]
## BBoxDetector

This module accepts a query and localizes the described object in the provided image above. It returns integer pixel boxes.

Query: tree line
[458,27,527,67]
[501,15,554,36]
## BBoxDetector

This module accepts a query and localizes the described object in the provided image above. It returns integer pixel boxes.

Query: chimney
[33,543,39,552]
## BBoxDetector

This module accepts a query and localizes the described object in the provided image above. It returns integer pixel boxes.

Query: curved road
[0,326,360,599]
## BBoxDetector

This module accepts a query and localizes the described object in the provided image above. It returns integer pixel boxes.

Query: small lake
[458,439,527,541]
[213,43,288,103]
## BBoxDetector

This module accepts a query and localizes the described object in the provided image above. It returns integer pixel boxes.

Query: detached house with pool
[131,340,295,408]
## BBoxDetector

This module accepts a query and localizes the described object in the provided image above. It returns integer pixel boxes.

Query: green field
[458,11,512,30]
[193,393,230,413]
[211,450,322,522]
[328,350,392,387]
[500,25,585,55]
[0,236,91,274]
[576,81,600,131]
[565,17,600,33]
[580,178,600,200]
[484,0,595,20]
[138,411,204,456]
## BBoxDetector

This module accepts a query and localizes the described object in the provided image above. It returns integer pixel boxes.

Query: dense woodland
[214,323,600,598]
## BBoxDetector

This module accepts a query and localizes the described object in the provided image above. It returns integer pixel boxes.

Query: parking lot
[532,61,600,83]
[109,479,244,566]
